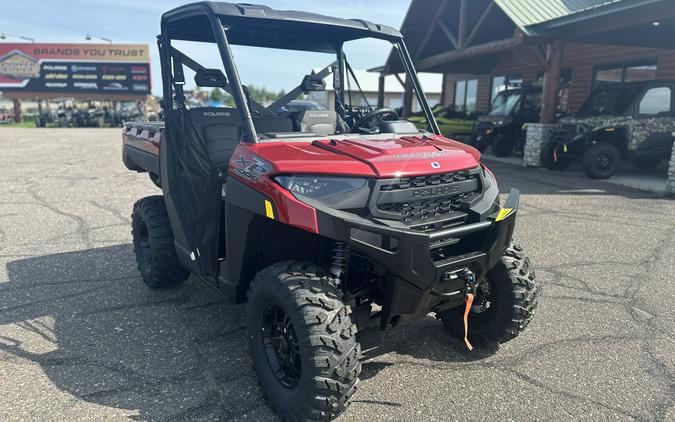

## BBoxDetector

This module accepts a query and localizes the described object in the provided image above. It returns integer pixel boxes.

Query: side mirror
[302,73,326,92]
[194,68,228,88]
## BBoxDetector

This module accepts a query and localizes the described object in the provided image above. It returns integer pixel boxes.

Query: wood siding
[441,43,675,114]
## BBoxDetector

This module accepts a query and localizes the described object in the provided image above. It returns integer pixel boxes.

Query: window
[454,80,466,109]
[491,76,506,100]
[454,79,478,112]
[593,61,657,87]
[639,87,671,116]
[625,64,658,82]
[490,75,523,101]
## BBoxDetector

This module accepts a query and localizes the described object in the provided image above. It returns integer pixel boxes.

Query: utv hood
[252,134,480,178]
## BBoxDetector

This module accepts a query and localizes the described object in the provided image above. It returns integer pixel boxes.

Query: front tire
[131,196,189,288]
[540,141,572,171]
[582,143,620,179]
[247,262,361,422]
[438,243,540,347]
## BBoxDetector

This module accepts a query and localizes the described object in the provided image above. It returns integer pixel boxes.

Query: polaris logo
[205,111,231,117]
[431,161,441,169]
[412,185,459,198]
[307,112,330,118]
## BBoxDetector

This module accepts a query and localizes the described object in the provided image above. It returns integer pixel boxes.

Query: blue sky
[0,0,410,94]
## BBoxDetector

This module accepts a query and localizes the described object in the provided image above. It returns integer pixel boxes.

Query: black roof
[161,2,402,53]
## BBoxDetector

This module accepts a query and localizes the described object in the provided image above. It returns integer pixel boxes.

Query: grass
[0,116,38,128]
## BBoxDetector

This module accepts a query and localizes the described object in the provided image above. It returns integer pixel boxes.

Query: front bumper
[316,188,520,328]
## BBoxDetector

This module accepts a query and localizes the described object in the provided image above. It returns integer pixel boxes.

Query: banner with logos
[0,43,150,96]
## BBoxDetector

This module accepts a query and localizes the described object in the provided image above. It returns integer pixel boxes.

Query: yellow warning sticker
[495,207,513,222]
[264,200,274,219]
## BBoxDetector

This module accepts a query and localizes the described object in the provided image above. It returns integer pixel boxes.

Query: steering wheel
[352,108,399,131]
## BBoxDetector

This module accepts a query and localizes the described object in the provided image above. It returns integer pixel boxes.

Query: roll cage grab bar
[159,5,440,143]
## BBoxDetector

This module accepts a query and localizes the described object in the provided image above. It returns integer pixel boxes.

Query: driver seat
[294,110,340,136]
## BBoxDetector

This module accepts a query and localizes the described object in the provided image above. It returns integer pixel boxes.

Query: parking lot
[0,128,673,422]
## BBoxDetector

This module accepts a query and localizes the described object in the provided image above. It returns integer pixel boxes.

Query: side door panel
[630,84,675,156]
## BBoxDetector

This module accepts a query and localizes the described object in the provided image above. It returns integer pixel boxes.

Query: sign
[0,43,151,96]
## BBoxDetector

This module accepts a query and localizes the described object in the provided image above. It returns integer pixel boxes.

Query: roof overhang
[526,0,675,49]
[161,1,402,53]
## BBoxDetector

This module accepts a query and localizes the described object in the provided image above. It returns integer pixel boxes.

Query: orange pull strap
[463,293,474,351]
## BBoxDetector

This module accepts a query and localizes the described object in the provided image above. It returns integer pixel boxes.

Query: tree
[210,87,225,103]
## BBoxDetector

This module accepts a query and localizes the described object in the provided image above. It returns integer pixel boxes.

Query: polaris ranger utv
[542,81,675,178]
[474,84,542,157]
[122,3,539,420]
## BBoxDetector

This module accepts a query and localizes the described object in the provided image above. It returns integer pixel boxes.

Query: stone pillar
[666,140,675,197]
[523,123,555,167]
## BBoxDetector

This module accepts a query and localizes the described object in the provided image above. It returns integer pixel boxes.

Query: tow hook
[461,270,477,351]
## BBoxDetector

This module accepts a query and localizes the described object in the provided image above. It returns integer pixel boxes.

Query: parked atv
[122,3,540,421]
[112,101,144,126]
[474,85,542,157]
[0,108,14,125]
[408,105,476,143]
[543,81,675,178]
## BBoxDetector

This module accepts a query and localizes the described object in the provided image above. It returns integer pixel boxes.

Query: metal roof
[495,0,618,28]
[495,0,669,35]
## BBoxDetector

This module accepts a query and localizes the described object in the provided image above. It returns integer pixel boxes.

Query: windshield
[171,33,437,140]
[488,91,521,117]
[577,85,642,116]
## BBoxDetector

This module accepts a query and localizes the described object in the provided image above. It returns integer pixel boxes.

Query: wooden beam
[416,36,523,71]
[415,0,449,59]
[13,98,22,123]
[464,1,495,48]
[437,20,459,50]
[528,45,549,72]
[394,73,405,88]
[540,41,564,124]
[458,0,468,48]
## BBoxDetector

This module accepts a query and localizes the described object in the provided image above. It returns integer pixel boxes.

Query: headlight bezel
[274,174,371,210]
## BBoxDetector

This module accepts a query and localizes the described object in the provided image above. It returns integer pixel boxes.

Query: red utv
[122,2,540,421]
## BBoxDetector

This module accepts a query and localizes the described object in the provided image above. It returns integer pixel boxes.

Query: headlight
[274,175,367,199]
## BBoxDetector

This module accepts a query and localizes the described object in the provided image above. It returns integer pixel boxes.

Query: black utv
[474,85,542,157]
[542,81,675,178]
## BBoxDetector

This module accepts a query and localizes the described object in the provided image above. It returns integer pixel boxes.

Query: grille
[379,171,475,191]
[372,169,481,226]
[378,193,474,222]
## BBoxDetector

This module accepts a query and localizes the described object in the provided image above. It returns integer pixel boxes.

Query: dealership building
[379,0,675,194]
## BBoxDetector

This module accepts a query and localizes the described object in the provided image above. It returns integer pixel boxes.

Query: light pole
[85,33,112,44]
[0,32,35,43]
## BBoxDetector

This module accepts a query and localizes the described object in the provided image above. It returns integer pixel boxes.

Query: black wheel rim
[596,152,613,170]
[136,222,152,271]
[471,280,493,315]
[261,303,301,388]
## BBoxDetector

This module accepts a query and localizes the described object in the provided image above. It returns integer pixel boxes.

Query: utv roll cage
[158,1,440,141]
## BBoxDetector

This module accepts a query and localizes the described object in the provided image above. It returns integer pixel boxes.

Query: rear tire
[131,196,189,288]
[437,243,540,347]
[247,261,361,422]
[491,134,515,157]
[582,143,620,179]
[540,141,572,171]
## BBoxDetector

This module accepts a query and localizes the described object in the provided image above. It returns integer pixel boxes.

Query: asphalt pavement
[0,128,673,422]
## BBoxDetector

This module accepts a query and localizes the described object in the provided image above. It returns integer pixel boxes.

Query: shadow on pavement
[484,160,669,200]
[0,244,492,420]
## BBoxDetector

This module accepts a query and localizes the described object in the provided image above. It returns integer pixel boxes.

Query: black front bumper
[316,189,520,328]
